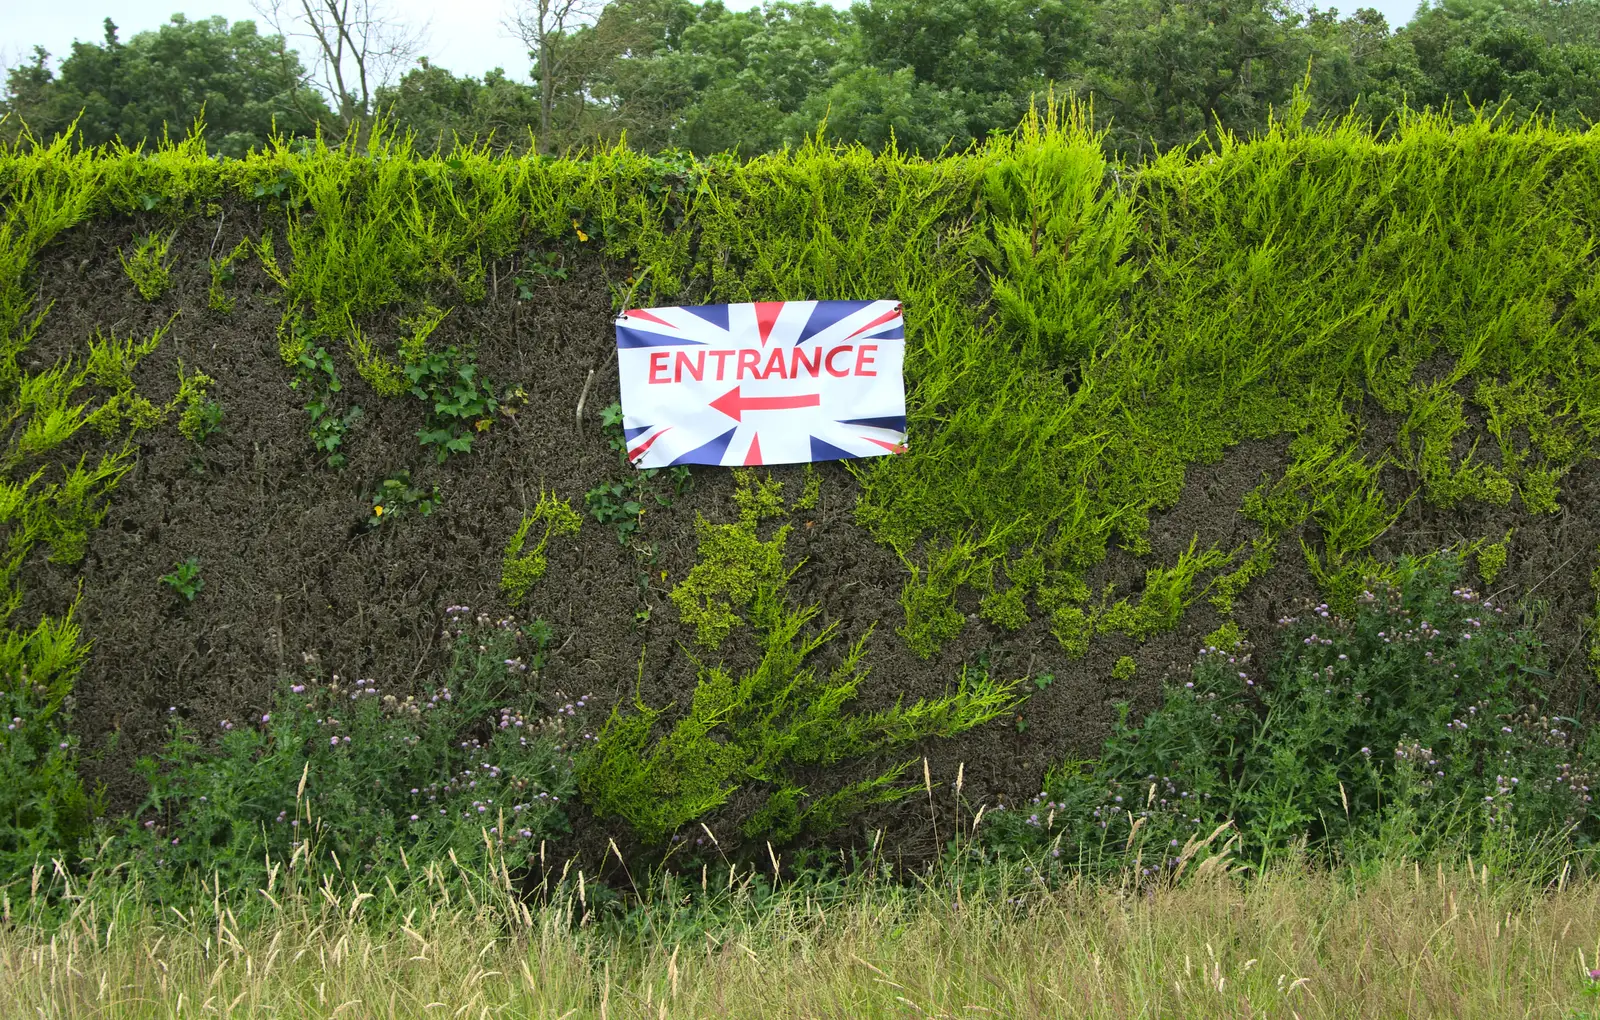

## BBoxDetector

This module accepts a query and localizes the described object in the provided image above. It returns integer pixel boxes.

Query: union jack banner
[615,300,907,468]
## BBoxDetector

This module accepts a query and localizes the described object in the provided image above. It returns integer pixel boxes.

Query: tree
[0,16,328,155]
[253,0,424,139]
[786,65,976,153]
[378,59,543,151]
[1398,0,1600,128]
[575,0,861,154]
[508,0,609,152]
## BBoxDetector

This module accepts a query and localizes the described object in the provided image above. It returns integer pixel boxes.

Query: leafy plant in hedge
[366,471,440,528]
[119,608,585,901]
[206,238,251,315]
[290,345,362,469]
[173,364,222,445]
[0,612,101,874]
[981,554,1598,876]
[585,403,690,545]
[502,490,582,606]
[585,480,645,545]
[160,557,204,601]
[119,231,175,301]
[404,345,498,462]
[582,509,1025,847]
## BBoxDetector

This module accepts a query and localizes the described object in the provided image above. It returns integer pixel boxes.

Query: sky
[4,0,1421,84]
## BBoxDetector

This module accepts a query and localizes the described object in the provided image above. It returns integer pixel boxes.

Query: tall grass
[3,856,1598,1018]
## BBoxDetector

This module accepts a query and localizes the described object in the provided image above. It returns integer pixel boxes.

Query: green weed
[1478,530,1513,585]
[159,557,204,601]
[119,231,175,301]
[585,480,646,545]
[116,610,579,903]
[173,364,221,444]
[367,471,441,528]
[290,345,362,469]
[347,320,406,397]
[501,490,582,606]
[669,516,792,650]
[404,345,497,462]
[206,237,250,314]
[583,603,1022,845]
[988,554,1594,871]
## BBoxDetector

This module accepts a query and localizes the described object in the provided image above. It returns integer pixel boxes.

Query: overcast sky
[5,0,1421,84]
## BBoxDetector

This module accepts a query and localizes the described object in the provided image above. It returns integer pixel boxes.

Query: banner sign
[615,300,907,468]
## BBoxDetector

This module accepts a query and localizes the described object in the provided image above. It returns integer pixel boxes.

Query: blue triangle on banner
[671,427,737,466]
[797,301,865,345]
[616,325,710,349]
[809,436,855,462]
[836,415,906,432]
[623,424,654,441]
[683,304,730,332]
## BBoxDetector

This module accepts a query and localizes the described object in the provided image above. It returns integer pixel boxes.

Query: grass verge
[3,855,1598,1018]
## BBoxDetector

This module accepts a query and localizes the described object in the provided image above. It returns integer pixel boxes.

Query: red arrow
[709,385,820,422]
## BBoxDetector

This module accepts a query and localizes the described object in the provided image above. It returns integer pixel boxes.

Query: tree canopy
[3,15,329,156]
[5,0,1598,159]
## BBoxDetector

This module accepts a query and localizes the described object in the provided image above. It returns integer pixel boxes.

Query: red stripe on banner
[628,427,672,461]
[744,433,764,466]
[754,302,783,345]
[624,309,676,328]
[844,306,901,340]
[861,435,908,454]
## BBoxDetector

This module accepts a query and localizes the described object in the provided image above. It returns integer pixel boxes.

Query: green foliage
[794,465,820,511]
[348,324,406,397]
[114,611,581,902]
[159,557,204,601]
[12,0,1598,165]
[987,555,1597,871]
[119,231,175,302]
[173,364,221,444]
[1,15,329,156]
[501,490,583,606]
[206,238,251,314]
[1209,537,1274,615]
[1478,530,1513,586]
[289,346,362,469]
[0,609,99,875]
[5,93,1600,877]
[404,345,498,462]
[586,480,647,545]
[598,467,1022,844]
[897,533,998,658]
[731,468,785,524]
[582,598,1023,845]
[512,252,570,295]
[586,404,691,547]
[367,471,441,529]
[1111,656,1136,683]
[670,516,793,650]
[353,304,450,401]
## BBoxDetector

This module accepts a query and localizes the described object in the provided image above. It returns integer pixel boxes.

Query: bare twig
[574,368,595,432]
